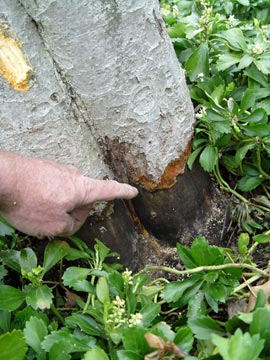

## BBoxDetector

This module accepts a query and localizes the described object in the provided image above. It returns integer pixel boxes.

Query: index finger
[80,177,139,204]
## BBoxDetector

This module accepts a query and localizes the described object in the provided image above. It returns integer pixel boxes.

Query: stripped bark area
[100,137,193,191]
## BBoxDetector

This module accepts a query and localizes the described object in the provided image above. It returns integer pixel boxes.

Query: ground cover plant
[1,0,270,359]
[161,0,270,233]
[1,219,270,360]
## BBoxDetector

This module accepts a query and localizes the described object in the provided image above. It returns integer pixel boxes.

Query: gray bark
[0,0,194,185]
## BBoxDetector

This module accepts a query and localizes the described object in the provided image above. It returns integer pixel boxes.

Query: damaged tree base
[77,162,229,270]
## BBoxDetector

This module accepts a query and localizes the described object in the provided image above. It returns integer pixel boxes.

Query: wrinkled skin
[0,151,138,238]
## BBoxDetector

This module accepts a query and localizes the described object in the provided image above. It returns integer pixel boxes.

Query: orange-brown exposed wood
[0,29,32,91]
[101,136,193,192]
[137,139,192,191]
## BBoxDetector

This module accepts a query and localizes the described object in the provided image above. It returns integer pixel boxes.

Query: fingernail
[129,185,139,197]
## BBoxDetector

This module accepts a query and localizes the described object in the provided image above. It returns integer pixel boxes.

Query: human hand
[0,151,138,238]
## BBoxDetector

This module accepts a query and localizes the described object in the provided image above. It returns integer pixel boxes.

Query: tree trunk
[0,0,228,269]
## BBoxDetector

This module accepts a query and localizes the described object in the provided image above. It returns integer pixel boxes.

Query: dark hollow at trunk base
[77,163,229,270]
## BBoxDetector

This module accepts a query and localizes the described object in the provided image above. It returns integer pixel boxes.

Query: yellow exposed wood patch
[0,30,32,91]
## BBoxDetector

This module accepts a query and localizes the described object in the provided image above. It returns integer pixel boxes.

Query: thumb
[79,177,139,204]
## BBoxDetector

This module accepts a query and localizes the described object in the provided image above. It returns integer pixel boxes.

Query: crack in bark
[153,9,165,38]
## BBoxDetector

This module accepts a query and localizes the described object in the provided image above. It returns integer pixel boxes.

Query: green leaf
[109,327,123,345]
[237,233,250,255]
[235,143,255,166]
[264,144,270,155]
[255,99,270,115]
[199,145,218,172]
[141,302,161,327]
[161,278,198,304]
[122,327,150,354]
[207,109,225,122]
[0,330,27,360]
[212,328,264,360]
[25,284,53,310]
[250,307,270,336]
[94,239,111,263]
[218,28,247,51]
[212,120,231,135]
[82,347,109,360]
[221,155,238,172]
[244,65,269,87]
[216,53,241,71]
[236,0,249,4]
[96,277,109,304]
[151,321,175,341]
[117,350,142,360]
[190,237,224,266]
[254,195,270,208]
[108,271,124,296]
[42,328,90,353]
[0,265,7,282]
[187,146,204,170]
[0,249,21,272]
[174,326,194,352]
[19,248,38,272]
[65,313,106,338]
[237,176,263,192]
[70,279,95,293]
[0,215,15,236]
[242,164,260,177]
[240,108,268,124]
[49,341,71,360]
[0,310,11,333]
[43,240,70,273]
[64,248,90,261]
[253,233,270,244]
[241,89,256,111]
[13,306,48,330]
[206,110,231,135]
[254,290,267,311]
[188,315,225,340]
[89,269,108,277]
[244,124,270,137]
[210,84,225,106]
[24,316,48,353]
[168,22,185,38]
[176,243,197,268]
[254,55,270,75]
[140,285,163,298]
[62,267,91,288]
[238,54,253,70]
[68,235,92,253]
[207,281,234,303]
[241,89,270,111]
[204,290,219,313]
[192,138,209,148]
[187,291,206,320]
[0,285,25,311]
[185,43,209,81]
[176,279,204,307]
[126,286,137,315]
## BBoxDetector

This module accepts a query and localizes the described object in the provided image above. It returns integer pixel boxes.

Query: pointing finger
[79,177,139,205]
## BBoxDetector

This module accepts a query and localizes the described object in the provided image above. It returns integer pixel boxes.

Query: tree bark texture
[0,1,228,269]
